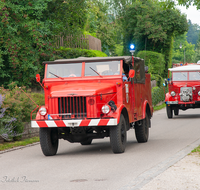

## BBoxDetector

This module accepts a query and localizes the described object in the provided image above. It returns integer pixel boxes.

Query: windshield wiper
[90,67,102,77]
[49,72,64,80]
[181,72,186,77]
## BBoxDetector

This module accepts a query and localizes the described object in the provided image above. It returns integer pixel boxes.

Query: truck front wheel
[135,112,149,143]
[39,128,59,156]
[110,114,127,153]
[166,105,173,118]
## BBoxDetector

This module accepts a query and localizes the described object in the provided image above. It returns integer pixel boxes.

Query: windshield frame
[172,71,200,81]
[45,60,123,79]
[45,63,82,79]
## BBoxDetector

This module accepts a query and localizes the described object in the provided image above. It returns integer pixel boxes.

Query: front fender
[107,104,126,124]
[165,92,171,102]
[142,100,153,119]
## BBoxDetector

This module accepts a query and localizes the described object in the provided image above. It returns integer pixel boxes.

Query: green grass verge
[0,136,39,151]
[153,102,166,111]
[191,145,200,154]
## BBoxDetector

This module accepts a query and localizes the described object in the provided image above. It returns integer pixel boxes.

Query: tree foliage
[0,0,88,88]
[0,0,54,87]
[137,51,165,81]
[122,0,188,77]
[43,0,87,36]
[172,33,195,63]
[194,32,200,62]
[85,0,116,53]
[177,0,200,9]
[186,20,200,45]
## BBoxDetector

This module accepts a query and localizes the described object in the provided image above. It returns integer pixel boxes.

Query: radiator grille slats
[58,97,87,119]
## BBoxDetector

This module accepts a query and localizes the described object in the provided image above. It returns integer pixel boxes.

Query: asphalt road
[1,108,200,190]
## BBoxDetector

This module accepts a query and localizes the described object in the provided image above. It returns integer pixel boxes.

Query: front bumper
[31,118,118,128]
[166,101,200,105]
[166,101,178,104]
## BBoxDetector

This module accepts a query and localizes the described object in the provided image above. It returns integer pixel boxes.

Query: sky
[176,5,200,26]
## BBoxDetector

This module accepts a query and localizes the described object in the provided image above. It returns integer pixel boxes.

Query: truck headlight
[101,105,110,114]
[39,107,47,116]
[198,91,200,96]
[171,91,176,97]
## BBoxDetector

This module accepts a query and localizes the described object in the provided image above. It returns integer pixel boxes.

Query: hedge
[152,86,168,106]
[54,47,107,59]
[137,51,165,81]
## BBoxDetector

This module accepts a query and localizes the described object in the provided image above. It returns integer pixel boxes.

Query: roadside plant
[0,94,18,141]
[0,83,44,141]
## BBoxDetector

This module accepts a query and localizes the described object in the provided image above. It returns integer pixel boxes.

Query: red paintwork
[33,58,153,127]
[166,65,200,108]
[166,82,200,104]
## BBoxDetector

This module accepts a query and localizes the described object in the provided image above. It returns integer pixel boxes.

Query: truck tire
[135,112,149,143]
[166,105,173,118]
[174,108,179,115]
[110,114,127,153]
[39,128,58,156]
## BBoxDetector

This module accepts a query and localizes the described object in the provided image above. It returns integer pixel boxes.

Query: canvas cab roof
[43,56,143,66]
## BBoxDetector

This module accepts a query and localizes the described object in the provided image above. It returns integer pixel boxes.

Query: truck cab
[165,64,200,118]
[32,56,153,156]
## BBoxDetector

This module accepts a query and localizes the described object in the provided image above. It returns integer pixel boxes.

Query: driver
[68,67,77,77]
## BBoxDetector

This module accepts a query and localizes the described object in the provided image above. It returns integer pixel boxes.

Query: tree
[0,0,88,88]
[43,0,87,36]
[177,0,200,9]
[172,33,195,63]
[0,0,54,87]
[186,20,200,45]
[194,33,200,62]
[122,0,188,78]
[85,0,116,53]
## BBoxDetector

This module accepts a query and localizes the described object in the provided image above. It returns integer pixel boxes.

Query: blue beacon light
[130,44,135,50]
[130,44,135,55]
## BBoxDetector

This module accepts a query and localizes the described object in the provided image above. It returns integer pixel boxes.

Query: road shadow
[56,139,138,156]
[172,114,200,119]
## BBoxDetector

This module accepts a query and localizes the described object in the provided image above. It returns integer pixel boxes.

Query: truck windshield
[46,63,82,78]
[85,61,120,76]
[172,72,188,81]
[189,71,200,80]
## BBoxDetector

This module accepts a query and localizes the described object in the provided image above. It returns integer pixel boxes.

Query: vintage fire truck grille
[180,87,192,102]
[58,97,87,119]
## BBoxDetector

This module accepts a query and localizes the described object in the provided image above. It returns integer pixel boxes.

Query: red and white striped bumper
[31,118,118,128]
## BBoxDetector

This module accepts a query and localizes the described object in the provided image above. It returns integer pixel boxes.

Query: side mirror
[129,69,135,78]
[36,74,41,82]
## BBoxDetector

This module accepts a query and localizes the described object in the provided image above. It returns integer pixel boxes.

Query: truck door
[133,58,145,121]
[122,61,134,122]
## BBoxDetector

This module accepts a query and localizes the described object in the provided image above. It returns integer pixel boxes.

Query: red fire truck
[31,56,153,156]
[165,64,200,118]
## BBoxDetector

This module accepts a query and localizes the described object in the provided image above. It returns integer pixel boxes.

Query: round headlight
[198,91,200,96]
[101,105,110,114]
[39,107,47,116]
[171,91,176,97]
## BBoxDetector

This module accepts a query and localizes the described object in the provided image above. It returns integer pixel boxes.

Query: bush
[55,47,107,59]
[0,94,17,141]
[152,86,168,106]
[137,51,165,82]
[0,83,44,140]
